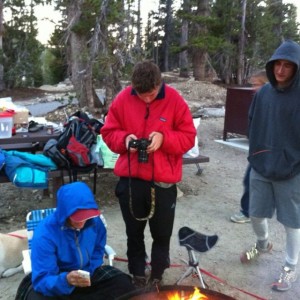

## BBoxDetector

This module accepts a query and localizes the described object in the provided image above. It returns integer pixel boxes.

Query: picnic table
[0,129,210,205]
[0,128,60,151]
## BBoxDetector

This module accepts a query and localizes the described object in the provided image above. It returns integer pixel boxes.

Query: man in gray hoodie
[240,40,300,292]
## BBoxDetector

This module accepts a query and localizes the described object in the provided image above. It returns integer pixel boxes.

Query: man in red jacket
[101,60,196,288]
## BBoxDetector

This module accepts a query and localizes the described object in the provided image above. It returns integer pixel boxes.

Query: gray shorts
[249,168,300,228]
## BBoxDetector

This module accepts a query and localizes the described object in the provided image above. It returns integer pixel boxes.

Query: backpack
[67,135,91,166]
[43,111,103,168]
[43,139,70,168]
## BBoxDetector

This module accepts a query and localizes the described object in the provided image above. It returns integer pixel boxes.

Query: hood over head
[56,182,100,225]
[266,40,300,88]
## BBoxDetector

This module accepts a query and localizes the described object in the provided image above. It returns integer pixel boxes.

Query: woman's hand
[67,270,91,287]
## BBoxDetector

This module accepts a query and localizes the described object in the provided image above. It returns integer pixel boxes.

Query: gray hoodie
[248,40,300,180]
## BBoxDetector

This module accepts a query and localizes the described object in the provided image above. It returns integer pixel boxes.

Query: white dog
[0,229,28,278]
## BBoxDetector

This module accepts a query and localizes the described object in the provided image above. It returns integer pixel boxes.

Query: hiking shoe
[230,212,250,223]
[28,120,43,132]
[240,242,273,263]
[146,278,162,291]
[271,266,297,292]
[132,276,147,288]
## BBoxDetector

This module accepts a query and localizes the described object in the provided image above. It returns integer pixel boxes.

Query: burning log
[118,285,236,300]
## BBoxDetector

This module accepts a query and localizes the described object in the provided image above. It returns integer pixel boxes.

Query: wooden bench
[183,154,209,175]
[49,154,210,197]
[0,154,209,205]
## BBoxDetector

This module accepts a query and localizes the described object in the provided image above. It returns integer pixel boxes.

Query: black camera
[128,138,151,163]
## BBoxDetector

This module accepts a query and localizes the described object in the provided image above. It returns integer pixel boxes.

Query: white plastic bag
[183,117,201,158]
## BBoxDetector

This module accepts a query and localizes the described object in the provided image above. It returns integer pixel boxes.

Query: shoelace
[245,244,259,260]
[278,268,295,283]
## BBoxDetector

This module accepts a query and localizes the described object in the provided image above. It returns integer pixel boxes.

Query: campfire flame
[167,287,208,300]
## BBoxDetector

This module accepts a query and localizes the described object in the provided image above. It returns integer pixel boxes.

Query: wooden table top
[0,128,60,145]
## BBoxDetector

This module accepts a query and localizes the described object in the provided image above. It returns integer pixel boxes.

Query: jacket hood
[266,40,300,88]
[56,182,99,225]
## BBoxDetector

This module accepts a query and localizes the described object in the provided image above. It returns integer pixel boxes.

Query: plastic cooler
[0,111,14,138]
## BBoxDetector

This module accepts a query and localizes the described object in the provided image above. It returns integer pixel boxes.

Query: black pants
[16,266,135,300]
[115,177,177,279]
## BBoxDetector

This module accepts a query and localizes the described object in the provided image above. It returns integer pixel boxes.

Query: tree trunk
[135,0,142,54]
[191,0,210,81]
[237,0,247,85]
[0,0,5,91]
[224,54,232,85]
[66,1,93,109]
[270,0,283,39]
[103,0,121,110]
[192,52,207,81]
[162,0,173,72]
[70,33,91,108]
[179,0,190,78]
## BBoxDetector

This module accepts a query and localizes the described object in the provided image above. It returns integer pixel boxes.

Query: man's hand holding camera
[126,132,163,153]
[126,134,138,153]
[126,132,163,163]
[148,132,163,152]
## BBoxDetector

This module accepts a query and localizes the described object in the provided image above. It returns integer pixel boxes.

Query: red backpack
[67,135,91,167]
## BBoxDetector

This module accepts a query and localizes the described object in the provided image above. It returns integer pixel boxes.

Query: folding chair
[22,208,56,274]
[22,208,116,275]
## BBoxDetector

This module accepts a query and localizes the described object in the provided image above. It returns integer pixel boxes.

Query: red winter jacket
[101,84,196,183]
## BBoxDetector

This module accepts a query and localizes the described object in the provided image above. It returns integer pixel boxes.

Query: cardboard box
[14,108,29,125]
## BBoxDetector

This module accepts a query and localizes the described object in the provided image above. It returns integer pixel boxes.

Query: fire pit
[118,285,236,300]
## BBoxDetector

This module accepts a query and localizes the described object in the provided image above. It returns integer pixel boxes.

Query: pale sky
[35,0,158,44]
[35,0,300,45]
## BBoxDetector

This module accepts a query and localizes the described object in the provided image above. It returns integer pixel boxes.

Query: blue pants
[240,165,250,217]
[115,177,177,280]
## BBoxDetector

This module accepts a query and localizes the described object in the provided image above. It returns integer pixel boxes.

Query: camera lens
[138,149,148,163]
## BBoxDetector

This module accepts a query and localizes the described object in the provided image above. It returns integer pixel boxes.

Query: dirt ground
[0,77,299,300]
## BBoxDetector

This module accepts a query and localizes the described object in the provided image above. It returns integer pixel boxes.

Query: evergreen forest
[0,0,299,110]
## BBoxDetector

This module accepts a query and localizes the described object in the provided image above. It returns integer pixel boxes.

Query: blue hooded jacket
[248,40,300,180]
[31,182,106,296]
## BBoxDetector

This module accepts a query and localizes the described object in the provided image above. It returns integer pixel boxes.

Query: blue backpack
[3,150,57,189]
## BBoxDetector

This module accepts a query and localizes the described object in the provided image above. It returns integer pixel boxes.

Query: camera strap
[127,150,155,221]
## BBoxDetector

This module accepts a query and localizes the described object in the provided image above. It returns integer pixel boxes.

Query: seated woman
[15,181,135,300]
